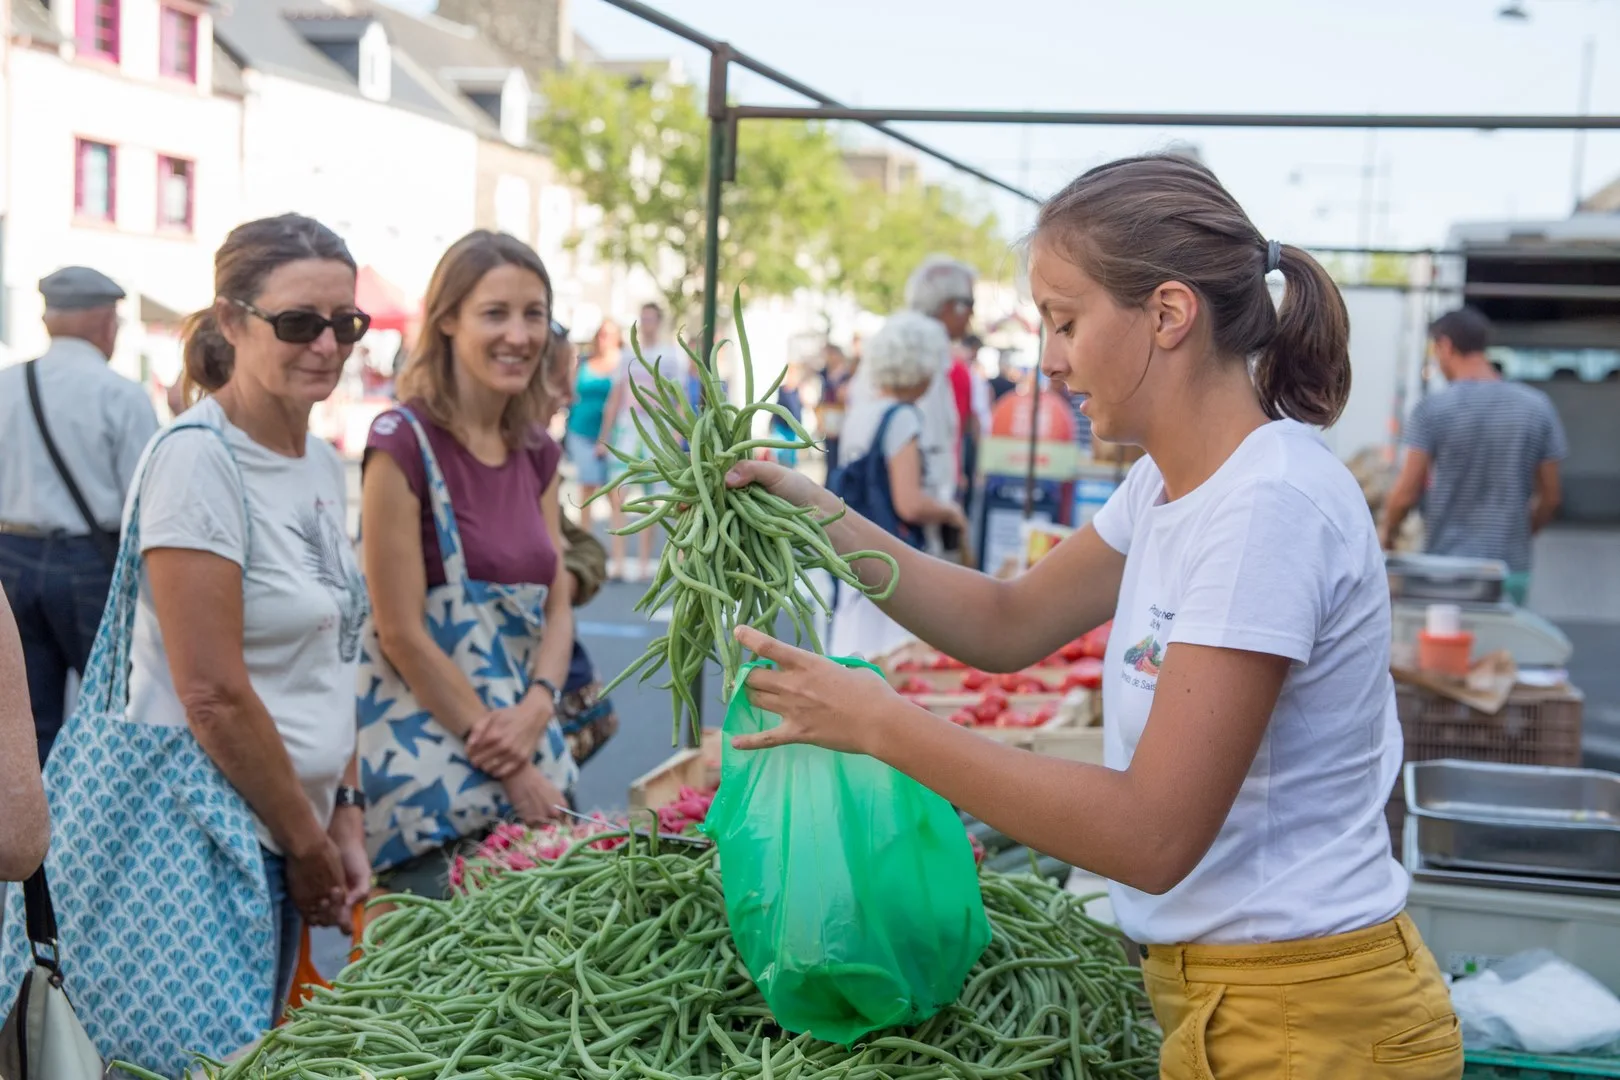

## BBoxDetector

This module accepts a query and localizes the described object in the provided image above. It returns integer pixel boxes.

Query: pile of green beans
[166,834,1157,1080]
[586,293,900,744]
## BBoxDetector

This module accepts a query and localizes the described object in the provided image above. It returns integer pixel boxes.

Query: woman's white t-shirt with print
[124,397,368,852]
[1090,420,1406,946]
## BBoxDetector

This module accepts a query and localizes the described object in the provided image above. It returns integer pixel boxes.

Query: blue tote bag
[0,421,277,1077]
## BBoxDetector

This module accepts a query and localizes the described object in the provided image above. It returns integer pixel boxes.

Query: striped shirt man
[1383,308,1567,606]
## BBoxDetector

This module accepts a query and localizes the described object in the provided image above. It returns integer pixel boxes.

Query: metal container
[1386,553,1509,604]
[1405,760,1620,881]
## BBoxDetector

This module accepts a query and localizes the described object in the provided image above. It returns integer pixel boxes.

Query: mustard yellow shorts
[1141,913,1463,1079]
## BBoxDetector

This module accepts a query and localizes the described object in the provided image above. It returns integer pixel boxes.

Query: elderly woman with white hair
[904,256,978,548]
[828,311,968,661]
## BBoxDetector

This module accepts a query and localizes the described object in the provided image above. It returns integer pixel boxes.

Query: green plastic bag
[703,658,992,1045]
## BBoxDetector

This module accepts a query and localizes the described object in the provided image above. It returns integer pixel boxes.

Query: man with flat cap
[0,266,159,763]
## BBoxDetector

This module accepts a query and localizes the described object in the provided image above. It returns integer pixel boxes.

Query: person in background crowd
[902,255,977,555]
[598,302,689,581]
[0,267,159,764]
[540,334,620,766]
[816,344,854,469]
[362,232,577,899]
[988,352,1019,401]
[953,333,990,521]
[566,320,621,522]
[1382,307,1568,606]
[772,363,807,470]
[0,583,49,882]
[726,154,1462,1078]
[827,312,968,662]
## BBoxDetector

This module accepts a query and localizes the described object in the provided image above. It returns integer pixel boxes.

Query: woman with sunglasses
[359,231,577,901]
[0,215,375,1060]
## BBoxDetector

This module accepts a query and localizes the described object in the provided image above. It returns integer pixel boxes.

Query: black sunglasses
[230,298,371,345]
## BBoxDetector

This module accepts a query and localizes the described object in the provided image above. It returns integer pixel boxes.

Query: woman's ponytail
[1254,244,1352,428]
[180,305,234,407]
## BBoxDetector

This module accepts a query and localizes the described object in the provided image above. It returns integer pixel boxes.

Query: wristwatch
[533,677,563,708]
[334,785,367,811]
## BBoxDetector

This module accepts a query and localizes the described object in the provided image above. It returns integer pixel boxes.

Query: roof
[211,0,528,138]
[9,0,64,46]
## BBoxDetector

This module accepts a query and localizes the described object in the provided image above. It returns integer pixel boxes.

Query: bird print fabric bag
[358,409,578,870]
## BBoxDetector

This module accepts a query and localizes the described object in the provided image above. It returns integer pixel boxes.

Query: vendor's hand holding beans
[734,624,898,755]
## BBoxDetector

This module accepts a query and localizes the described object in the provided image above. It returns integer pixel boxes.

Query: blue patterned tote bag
[359,408,579,870]
[0,421,275,1078]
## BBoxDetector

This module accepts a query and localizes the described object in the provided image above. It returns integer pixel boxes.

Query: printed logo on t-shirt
[1120,604,1172,691]
[372,411,403,437]
[289,499,369,662]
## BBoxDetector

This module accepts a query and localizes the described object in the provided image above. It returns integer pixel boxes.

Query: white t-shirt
[1090,420,1406,946]
[828,396,927,661]
[124,398,368,853]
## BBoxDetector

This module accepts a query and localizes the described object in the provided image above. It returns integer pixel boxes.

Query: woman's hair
[181,214,355,404]
[1035,154,1351,426]
[395,230,554,449]
[592,319,622,357]
[865,311,951,392]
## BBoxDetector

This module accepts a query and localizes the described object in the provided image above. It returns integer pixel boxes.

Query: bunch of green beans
[154,835,1157,1080]
[585,293,900,744]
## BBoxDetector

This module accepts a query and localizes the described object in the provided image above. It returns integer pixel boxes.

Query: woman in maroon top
[360,231,572,899]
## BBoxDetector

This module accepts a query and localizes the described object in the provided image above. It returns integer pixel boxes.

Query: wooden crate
[1024,726,1106,764]
[628,728,723,813]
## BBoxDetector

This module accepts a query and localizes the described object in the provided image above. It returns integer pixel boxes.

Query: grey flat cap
[39,266,126,311]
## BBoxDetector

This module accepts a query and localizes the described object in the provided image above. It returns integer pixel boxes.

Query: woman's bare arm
[145,549,330,859]
[887,441,963,527]
[728,460,1123,672]
[361,452,487,739]
[0,584,49,881]
[739,629,1289,894]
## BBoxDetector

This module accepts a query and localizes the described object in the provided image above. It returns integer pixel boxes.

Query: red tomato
[935,654,967,671]
[996,672,1026,692]
[1031,703,1058,725]
[895,658,922,673]
[1081,621,1112,660]
[949,709,978,727]
[960,669,991,691]
[1062,657,1105,692]
[1017,675,1050,694]
[974,689,1009,724]
[897,677,933,696]
[1058,639,1088,663]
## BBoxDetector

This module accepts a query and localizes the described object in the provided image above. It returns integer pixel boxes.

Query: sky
[397,0,1620,251]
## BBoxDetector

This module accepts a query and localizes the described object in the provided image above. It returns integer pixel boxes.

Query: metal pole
[1573,35,1597,210]
[594,0,1042,203]
[682,42,730,747]
[730,104,1620,130]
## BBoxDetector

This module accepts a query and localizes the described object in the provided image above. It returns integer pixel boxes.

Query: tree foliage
[535,67,1009,320]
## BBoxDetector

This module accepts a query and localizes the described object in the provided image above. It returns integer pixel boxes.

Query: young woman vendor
[726,155,1463,1079]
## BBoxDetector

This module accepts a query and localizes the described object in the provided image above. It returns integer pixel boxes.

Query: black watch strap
[534,677,562,705]
[335,785,367,810]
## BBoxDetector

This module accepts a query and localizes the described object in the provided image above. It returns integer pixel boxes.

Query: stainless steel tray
[1386,553,1508,604]
[1405,760,1620,881]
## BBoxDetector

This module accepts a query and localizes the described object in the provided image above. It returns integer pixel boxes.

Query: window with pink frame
[74,0,119,61]
[74,139,116,223]
[158,156,194,232]
[159,6,197,82]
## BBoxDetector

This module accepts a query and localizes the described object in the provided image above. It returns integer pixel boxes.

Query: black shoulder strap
[25,360,118,567]
[21,866,61,974]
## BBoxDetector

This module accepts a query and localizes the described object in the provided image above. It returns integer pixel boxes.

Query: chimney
[434,0,571,84]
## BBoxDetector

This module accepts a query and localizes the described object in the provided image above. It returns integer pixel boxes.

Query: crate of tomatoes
[882,622,1111,734]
